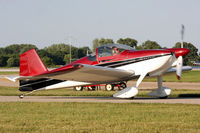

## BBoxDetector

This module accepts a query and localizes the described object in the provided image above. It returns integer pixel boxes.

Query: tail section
[20,49,48,76]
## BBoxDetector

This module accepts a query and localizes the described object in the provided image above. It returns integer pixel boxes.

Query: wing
[41,64,134,83]
[6,64,134,83]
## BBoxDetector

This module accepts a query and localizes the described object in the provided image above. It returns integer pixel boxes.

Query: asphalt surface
[0,96,200,105]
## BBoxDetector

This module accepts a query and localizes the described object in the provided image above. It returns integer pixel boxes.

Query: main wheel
[159,96,168,99]
[74,86,83,91]
[105,84,114,91]
[118,82,127,90]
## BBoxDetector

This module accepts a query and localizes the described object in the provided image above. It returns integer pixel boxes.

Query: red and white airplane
[6,44,190,99]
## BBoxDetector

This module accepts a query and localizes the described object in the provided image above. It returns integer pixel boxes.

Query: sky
[0,0,200,51]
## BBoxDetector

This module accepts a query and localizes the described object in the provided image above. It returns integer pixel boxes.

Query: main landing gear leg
[147,76,172,98]
[113,73,147,98]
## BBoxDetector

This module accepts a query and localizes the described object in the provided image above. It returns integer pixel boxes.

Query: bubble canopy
[98,43,135,51]
[97,44,134,57]
[87,44,134,61]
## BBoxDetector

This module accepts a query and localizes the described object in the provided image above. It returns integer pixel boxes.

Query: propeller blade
[176,56,183,80]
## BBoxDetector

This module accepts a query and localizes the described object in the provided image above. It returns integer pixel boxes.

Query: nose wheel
[147,76,172,98]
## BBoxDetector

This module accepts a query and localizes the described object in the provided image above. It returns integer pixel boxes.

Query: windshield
[97,44,134,57]
[98,44,135,51]
[87,53,97,61]
[97,47,113,57]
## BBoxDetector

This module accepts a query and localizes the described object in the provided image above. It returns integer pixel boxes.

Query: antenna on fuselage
[181,24,185,48]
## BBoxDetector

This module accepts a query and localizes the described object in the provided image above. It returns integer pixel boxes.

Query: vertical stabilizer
[20,49,48,76]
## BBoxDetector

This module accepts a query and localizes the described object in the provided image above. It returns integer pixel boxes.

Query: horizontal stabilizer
[5,75,33,82]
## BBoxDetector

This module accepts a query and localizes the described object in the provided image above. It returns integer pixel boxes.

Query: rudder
[20,49,48,76]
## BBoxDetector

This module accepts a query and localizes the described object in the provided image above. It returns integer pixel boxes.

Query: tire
[118,82,127,90]
[159,96,168,99]
[74,86,83,91]
[105,84,114,91]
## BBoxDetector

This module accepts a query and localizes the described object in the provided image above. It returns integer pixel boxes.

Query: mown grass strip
[0,71,19,75]
[0,102,199,133]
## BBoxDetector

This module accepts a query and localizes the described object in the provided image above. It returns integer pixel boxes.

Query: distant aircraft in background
[192,61,200,66]
[6,44,191,99]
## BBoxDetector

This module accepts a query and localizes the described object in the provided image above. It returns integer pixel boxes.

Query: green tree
[78,47,92,58]
[92,38,114,52]
[37,49,53,58]
[7,57,19,67]
[63,54,71,64]
[98,38,114,45]
[117,38,138,48]
[44,44,70,65]
[41,56,54,67]
[137,40,161,50]
[0,55,8,66]
[173,42,199,65]
[0,48,5,55]
[92,38,99,52]
[45,43,69,54]
[71,46,79,60]
[4,44,37,55]
[19,44,38,55]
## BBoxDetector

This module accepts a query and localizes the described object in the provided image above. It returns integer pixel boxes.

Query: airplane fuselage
[42,47,188,90]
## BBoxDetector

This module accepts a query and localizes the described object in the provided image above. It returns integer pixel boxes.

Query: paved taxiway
[0,96,200,105]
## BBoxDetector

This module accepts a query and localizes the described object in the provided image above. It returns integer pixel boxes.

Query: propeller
[176,56,183,80]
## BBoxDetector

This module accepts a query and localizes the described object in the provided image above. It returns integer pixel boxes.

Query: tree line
[0,38,199,67]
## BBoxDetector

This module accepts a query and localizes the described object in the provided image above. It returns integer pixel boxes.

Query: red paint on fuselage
[167,48,190,58]
[46,56,98,74]
[127,49,172,59]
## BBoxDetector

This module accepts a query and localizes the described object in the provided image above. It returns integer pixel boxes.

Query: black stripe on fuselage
[19,78,64,91]
[96,53,172,68]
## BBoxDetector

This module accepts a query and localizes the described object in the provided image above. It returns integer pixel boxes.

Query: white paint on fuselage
[44,81,90,90]
[117,55,175,76]
[149,55,176,77]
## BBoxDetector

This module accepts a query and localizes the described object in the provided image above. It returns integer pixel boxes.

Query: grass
[0,71,19,75]
[0,102,199,133]
[0,70,199,132]
[0,86,200,98]
[0,86,199,132]
[143,70,200,82]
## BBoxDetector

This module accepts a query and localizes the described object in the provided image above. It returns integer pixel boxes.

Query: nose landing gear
[147,75,172,98]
